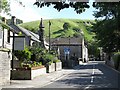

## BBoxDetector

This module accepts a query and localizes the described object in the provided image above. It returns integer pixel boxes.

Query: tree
[34,1,90,14]
[0,0,10,15]
[93,2,120,53]
[63,22,70,30]
[0,0,25,16]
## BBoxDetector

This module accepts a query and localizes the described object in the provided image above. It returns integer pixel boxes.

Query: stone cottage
[47,37,88,67]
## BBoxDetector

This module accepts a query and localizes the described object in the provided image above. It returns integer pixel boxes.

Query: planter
[46,63,55,73]
[11,66,46,80]
[55,62,62,71]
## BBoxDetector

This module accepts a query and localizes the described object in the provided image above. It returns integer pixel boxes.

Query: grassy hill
[19,19,95,41]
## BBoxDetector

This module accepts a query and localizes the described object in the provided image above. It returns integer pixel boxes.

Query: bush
[72,27,81,32]
[63,22,70,30]
[21,61,42,68]
[14,46,31,61]
[53,59,61,63]
[30,46,45,62]
[42,53,55,65]
[73,32,81,38]
[113,52,120,70]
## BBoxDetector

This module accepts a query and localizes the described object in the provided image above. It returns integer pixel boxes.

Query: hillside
[19,19,95,41]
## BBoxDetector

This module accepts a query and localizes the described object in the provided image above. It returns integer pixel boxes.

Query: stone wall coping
[0,48,10,52]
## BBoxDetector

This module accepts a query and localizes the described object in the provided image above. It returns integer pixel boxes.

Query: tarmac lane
[41,61,120,89]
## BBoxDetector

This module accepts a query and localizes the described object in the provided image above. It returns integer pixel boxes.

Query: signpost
[64,47,70,55]
[64,47,70,60]
[64,47,70,67]
[14,36,25,50]
[11,35,25,70]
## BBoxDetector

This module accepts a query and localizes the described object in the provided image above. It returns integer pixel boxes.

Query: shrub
[43,53,54,63]
[30,46,45,62]
[46,61,53,66]
[63,22,70,30]
[72,27,80,32]
[113,52,120,70]
[14,46,31,61]
[53,59,61,63]
[73,32,81,38]
[21,61,42,68]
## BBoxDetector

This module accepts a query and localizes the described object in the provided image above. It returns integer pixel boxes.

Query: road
[41,61,120,89]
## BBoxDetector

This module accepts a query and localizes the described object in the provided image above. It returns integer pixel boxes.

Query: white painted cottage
[0,17,13,85]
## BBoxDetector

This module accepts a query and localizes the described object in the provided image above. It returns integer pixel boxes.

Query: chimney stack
[2,17,6,24]
[11,16,16,25]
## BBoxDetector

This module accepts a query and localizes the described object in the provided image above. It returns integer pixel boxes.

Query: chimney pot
[11,16,16,25]
[2,17,6,24]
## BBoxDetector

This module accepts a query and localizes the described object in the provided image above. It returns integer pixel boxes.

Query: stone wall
[11,67,46,80]
[55,62,62,71]
[0,50,11,85]
[106,59,120,71]
[31,67,46,79]
[47,63,55,73]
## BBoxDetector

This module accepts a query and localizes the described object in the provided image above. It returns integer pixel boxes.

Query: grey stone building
[46,37,88,67]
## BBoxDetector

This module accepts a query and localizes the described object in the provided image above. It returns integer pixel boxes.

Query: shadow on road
[52,63,120,89]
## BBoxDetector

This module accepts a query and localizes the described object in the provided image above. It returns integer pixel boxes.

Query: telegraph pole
[49,20,51,52]
[39,18,44,48]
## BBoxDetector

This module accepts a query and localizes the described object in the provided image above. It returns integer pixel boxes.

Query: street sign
[64,47,70,54]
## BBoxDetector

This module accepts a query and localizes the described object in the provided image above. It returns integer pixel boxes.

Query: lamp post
[48,20,51,52]
[39,18,44,47]
[69,35,70,49]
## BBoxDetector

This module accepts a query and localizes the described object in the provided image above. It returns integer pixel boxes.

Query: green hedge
[113,52,120,70]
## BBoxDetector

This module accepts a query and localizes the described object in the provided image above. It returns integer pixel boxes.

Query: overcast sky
[2,0,96,22]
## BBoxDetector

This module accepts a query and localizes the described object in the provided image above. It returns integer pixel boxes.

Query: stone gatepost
[0,49,11,85]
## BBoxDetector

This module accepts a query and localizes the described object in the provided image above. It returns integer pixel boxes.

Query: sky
[2,0,96,23]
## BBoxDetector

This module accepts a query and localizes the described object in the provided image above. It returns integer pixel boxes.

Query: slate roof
[0,21,14,32]
[45,37,83,46]
[9,24,40,42]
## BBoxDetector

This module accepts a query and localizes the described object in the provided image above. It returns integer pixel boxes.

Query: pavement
[0,68,77,89]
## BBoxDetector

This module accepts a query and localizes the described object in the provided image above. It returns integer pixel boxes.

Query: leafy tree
[34,1,90,14]
[88,40,100,58]
[0,0,10,15]
[63,22,70,30]
[113,52,120,70]
[93,2,120,53]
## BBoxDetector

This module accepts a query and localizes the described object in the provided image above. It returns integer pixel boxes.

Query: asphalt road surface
[42,61,120,89]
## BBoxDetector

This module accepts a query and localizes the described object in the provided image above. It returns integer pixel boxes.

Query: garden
[11,44,62,80]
